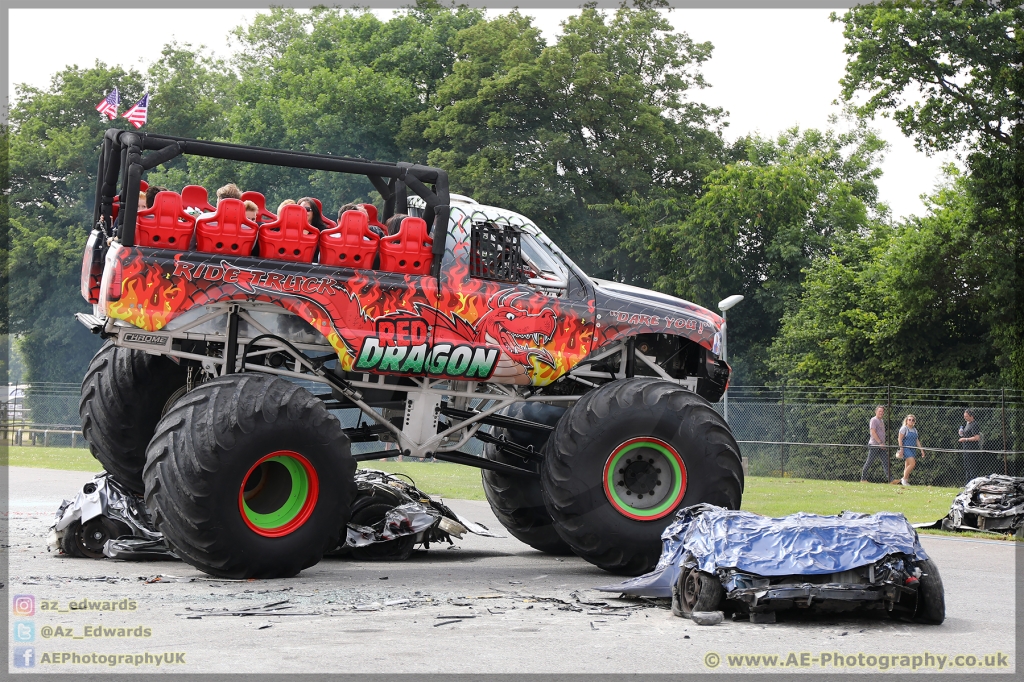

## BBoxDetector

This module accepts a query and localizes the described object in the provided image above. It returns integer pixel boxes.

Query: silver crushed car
[49,469,500,562]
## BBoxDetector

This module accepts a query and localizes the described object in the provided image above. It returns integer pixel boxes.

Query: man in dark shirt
[959,408,982,485]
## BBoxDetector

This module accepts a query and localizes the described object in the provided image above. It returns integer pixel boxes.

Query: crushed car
[927,474,1024,536]
[597,504,944,624]
[49,469,500,562]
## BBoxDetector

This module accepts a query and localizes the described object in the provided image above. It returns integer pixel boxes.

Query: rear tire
[143,374,355,579]
[672,568,724,617]
[542,378,743,575]
[60,517,131,559]
[80,342,188,493]
[348,498,417,562]
[914,558,946,624]
[481,402,573,555]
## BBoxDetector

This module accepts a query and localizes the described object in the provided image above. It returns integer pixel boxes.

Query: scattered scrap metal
[918,474,1024,536]
[597,504,945,624]
[48,469,501,561]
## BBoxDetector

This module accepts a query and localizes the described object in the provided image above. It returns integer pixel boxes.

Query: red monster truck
[77,130,742,579]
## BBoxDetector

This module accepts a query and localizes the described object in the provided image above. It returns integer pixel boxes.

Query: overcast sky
[9,7,955,220]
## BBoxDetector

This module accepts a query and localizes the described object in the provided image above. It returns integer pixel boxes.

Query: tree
[835,0,1023,388]
[620,122,887,384]
[415,5,726,276]
[770,170,1003,387]
[8,45,238,385]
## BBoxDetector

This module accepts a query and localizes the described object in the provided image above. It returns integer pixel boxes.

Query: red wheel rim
[603,437,687,521]
[238,450,319,538]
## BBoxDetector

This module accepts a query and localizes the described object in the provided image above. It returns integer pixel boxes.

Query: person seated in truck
[244,200,259,223]
[145,185,168,208]
[277,198,296,213]
[384,213,408,237]
[298,197,328,230]
[216,183,243,204]
[338,202,385,238]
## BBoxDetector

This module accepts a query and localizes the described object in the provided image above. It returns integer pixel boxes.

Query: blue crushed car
[597,504,944,624]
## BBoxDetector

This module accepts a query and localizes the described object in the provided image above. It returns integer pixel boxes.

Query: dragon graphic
[430,290,556,383]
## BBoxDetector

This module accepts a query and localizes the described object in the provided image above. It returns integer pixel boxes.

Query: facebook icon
[14,646,35,668]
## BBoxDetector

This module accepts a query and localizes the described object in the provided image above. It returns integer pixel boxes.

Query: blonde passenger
[244,200,259,223]
[277,199,296,213]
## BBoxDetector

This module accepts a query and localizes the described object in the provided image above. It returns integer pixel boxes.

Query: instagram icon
[12,595,35,617]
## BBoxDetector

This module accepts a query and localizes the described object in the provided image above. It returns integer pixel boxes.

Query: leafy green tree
[621,122,887,383]
[8,44,238,385]
[416,5,726,276]
[835,0,1022,387]
[770,170,1003,387]
[223,3,483,212]
[7,64,147,384]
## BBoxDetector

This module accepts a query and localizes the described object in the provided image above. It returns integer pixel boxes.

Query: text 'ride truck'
[77,129,742,579]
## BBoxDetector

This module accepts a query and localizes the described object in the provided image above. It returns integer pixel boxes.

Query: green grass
[6,446,102,472]
[7,447,1013,539]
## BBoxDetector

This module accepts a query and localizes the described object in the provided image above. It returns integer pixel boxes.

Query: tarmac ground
[5,466,1017,674]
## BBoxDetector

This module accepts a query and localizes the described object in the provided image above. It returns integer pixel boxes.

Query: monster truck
[76,129,742,579]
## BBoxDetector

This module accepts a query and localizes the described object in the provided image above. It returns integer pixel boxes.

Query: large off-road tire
[143,374,355,579]
[348,496,417,562]
[541,378,743,575]
[481,402,573,555]
[672,568,724,618]
[80,342,189,493]
[914,558,946,624]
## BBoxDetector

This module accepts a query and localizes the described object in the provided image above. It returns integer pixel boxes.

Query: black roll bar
[93,129,452,275]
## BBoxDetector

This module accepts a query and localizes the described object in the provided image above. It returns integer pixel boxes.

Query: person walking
[861,405,889,483]
[895,414,925,486]
[958,408,983,485]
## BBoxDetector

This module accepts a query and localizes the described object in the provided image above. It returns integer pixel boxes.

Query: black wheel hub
[619,454,662,497]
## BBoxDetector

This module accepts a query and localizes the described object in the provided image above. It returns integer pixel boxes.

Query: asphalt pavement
[5,466,1018,675]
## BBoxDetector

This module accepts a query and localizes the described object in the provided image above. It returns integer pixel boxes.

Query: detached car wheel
[60,517,132,559]
[914,558,945,624]
[80,342,188,493]
[672,568,723,617]
[482,402,573,555]
[541,378,743,575]
[143,374,355,579]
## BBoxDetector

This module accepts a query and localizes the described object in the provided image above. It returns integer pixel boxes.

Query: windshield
[520,232,568,282]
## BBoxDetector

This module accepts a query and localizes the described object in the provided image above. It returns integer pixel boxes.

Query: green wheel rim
[602,438,687,520]
[238,451,319,537]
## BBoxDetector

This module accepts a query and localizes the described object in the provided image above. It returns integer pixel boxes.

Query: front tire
[143,374,355,579]
[672,568,724,617]
[481,402,573,555]
[542,378,743,575]
[80,342,188,492]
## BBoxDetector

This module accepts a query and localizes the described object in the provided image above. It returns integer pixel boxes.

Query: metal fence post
[1003,388,1008,475]
[781,385,786,478]
[886,385,892,482]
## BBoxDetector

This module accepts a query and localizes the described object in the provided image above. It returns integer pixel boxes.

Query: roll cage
[93,129,452,277]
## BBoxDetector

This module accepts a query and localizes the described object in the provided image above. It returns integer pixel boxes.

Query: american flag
[122,93,150,129]
[95,88,119,120]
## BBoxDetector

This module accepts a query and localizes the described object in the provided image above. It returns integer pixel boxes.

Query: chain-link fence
[715,386,1024,487]
[5,382,1022,485]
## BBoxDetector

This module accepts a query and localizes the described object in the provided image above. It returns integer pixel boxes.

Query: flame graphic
[107,252,189,331]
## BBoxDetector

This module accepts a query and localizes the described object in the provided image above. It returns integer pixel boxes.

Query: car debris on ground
[596,504,945,625]
[48,469,501,562]
[916,474,1024,536]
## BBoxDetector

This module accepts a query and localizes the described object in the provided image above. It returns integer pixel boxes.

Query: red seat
[379,217,433,275]
[195,198,258,255]
[110,181,149,222]
[362,203,388,234]
[258,204,320,263]
[182,185,215,213]
[319,210,380,268]
[135,191,196,250]
[140,180,149,192]
[240,191,277,224]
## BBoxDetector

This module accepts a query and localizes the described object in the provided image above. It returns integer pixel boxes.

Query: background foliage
[5,1,1019,392]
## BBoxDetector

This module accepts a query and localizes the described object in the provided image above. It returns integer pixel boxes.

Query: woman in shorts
[896,414,926,486]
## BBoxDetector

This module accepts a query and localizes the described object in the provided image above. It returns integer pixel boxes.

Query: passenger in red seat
[298,197,328,230]
[145,185,168,208]
[259,204,320,263]
[379,216,433,275]
[195,198,259,256]
[217,183,243,203]
[339,203,385,238]
[244,200,259,223]
[384,213,408,237]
